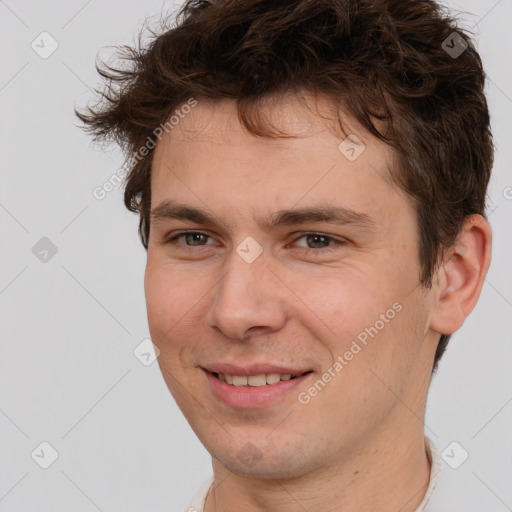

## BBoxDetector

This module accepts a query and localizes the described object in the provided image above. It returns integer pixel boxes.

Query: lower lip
[204,370,312,408]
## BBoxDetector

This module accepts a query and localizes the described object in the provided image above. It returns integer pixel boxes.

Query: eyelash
[165,231,345,254]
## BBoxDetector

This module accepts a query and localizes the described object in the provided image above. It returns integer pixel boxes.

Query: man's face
[145,95,438,477]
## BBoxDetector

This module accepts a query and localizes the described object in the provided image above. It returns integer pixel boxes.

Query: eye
[166,231,216,247]
[292,233,345,252]
[164,230,345,254]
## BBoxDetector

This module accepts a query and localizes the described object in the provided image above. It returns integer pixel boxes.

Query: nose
[206,248,288,341]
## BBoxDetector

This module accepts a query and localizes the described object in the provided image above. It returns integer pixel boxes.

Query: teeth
[266,373,281,384]
[232,375,247,386]
[217,372,301,387]
[248,374,266,386]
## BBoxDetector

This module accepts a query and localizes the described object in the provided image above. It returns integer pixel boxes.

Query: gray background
[1,0,511,510]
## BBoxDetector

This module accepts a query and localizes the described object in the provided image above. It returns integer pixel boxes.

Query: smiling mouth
[212,371,312,387]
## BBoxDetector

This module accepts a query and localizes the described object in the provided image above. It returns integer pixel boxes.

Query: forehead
[152,93,394,183]
[157,92,381,146]
[149,94,410,233]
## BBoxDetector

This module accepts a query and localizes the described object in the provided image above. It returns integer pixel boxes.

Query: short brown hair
[76,0,493,372]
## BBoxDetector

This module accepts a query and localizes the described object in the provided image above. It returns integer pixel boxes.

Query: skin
[144,93,492,511]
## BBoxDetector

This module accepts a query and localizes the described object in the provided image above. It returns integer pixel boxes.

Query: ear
[429,214,492,335]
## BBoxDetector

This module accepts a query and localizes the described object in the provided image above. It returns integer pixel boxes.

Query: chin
[217,456,306,479]
[208,436,320,480]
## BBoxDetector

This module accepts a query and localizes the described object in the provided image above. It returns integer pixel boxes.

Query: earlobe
[429,214,492,335]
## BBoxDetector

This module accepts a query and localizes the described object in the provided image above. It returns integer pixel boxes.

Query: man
[77,0,493,510]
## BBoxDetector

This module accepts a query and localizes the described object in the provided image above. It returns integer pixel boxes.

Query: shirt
[184,436,442,511]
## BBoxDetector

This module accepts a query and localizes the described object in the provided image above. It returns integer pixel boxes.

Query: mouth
[212,371,311,387]
[202,366,314,408]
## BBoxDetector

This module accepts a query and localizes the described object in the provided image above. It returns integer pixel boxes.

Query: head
[77,0,492,480]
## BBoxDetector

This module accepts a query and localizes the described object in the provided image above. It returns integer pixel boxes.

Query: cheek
[144,261,204,351]
[145,264,205,403]
[292,263,421,373]
[290,268,384,343]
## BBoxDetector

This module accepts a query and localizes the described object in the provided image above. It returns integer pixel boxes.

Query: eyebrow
[149,200,377,233]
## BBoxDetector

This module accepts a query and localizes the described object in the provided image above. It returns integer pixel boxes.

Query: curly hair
[76,0,493,372]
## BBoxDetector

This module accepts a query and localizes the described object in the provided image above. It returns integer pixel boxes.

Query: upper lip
[202,363,312,377]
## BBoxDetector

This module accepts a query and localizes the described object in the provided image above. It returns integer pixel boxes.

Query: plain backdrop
[1,0,511,510]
